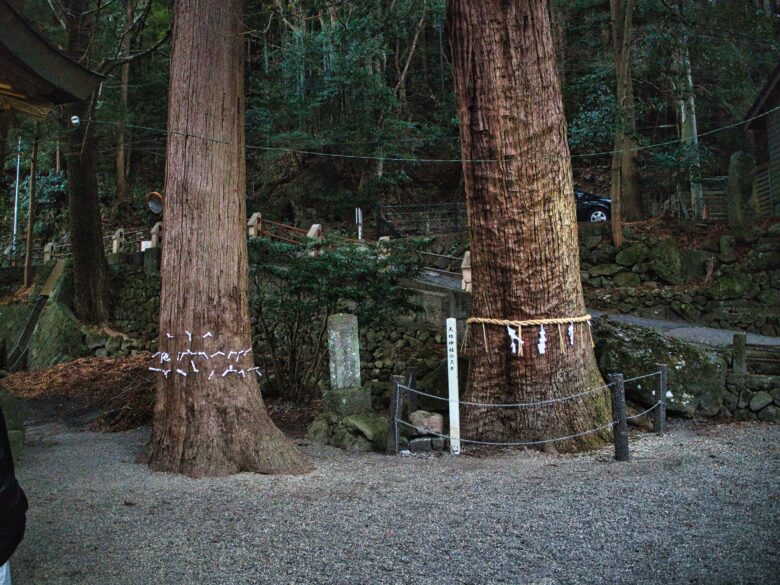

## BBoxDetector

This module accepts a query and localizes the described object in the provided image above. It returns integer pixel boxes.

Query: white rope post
[446,317,461,455]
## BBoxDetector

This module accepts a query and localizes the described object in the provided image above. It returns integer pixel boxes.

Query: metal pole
[12,134,22,260]
[609,373,629,462]
[387,374,403,455]
[655,364,668,435]
[446,317,461,455]
[23,124,40,287]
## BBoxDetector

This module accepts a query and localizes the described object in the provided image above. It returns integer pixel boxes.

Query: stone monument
[308,313,386,451]
[328,313,361,390]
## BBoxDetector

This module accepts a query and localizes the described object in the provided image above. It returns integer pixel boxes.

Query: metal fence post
[655,363,668,435]
[387,375,403,455]
[609,373,629,462]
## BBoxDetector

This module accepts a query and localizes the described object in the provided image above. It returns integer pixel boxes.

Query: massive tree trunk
[609,0,643,244]
[63,0,112,323]
[448,0,610,450]
[144,0,310,477]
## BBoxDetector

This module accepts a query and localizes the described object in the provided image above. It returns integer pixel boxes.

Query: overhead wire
[66,102,779,165]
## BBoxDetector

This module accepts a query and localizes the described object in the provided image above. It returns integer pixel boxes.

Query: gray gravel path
[11,422,780,585]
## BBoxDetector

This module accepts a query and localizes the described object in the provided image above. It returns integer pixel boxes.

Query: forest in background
[1,0,779,243]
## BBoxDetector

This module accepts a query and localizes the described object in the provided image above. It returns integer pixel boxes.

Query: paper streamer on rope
[470,315,591,357]
[147,332,264,381]
[506,325,522,356]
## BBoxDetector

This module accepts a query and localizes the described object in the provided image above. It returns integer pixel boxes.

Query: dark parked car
[575,188,611,222]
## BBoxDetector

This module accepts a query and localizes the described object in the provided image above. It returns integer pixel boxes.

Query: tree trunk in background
[679,39,703,220]
[23,124,40,288]
[144,0,311,477]
[115,0,133,214]
[549,1,567,89]
[448,0,610,449]
[0,111,11,195]
[64,98,112,323]
[63,0,112,323]
[609,0,642,247]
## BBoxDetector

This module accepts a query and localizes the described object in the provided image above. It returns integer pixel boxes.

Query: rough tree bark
[144,0,311,477]
[62,97,112,323]
[448,0,610,449]
[63,0,112,323]
[610,0,643,246]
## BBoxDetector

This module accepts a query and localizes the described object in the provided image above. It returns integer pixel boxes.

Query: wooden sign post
[446,318,461,455]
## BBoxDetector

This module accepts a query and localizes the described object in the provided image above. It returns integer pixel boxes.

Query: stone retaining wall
[105,263,449,397]
[581,223,780,336]
[725,373,780,422]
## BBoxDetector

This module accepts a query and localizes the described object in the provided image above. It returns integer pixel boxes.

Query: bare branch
[394,14,425,95]
[47,0,67,31]
[99,29,171,74]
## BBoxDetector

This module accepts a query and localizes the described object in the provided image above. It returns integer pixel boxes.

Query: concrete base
[321,387,372,417]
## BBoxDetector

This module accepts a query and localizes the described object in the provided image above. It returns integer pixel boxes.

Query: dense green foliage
[249,236,423,401]
[560,1,779,207]
[1,0,778,244]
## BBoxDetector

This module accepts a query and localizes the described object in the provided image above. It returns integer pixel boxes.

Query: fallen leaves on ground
[2,354,155,431]
[1,354,314,435]
[2,354,154,399]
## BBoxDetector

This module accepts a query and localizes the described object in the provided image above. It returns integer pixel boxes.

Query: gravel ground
[11,422,780,585]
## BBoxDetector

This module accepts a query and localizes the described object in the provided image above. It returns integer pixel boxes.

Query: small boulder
[749,391,773,412]
[615,243,649,267]
[734,409,757,421]
[650,239,683,285]
[758,405,779,422]
[584,235,603,250]
[592,244,616,265]
[707,273,758,301]
[343,414,387,443]
[738,389,754,409]
[409,410,444,435]
[614,272,641,288]
[594,319,726,417]
[680,249,715,281]
[591,264,623,277]
[409,437,433,453]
